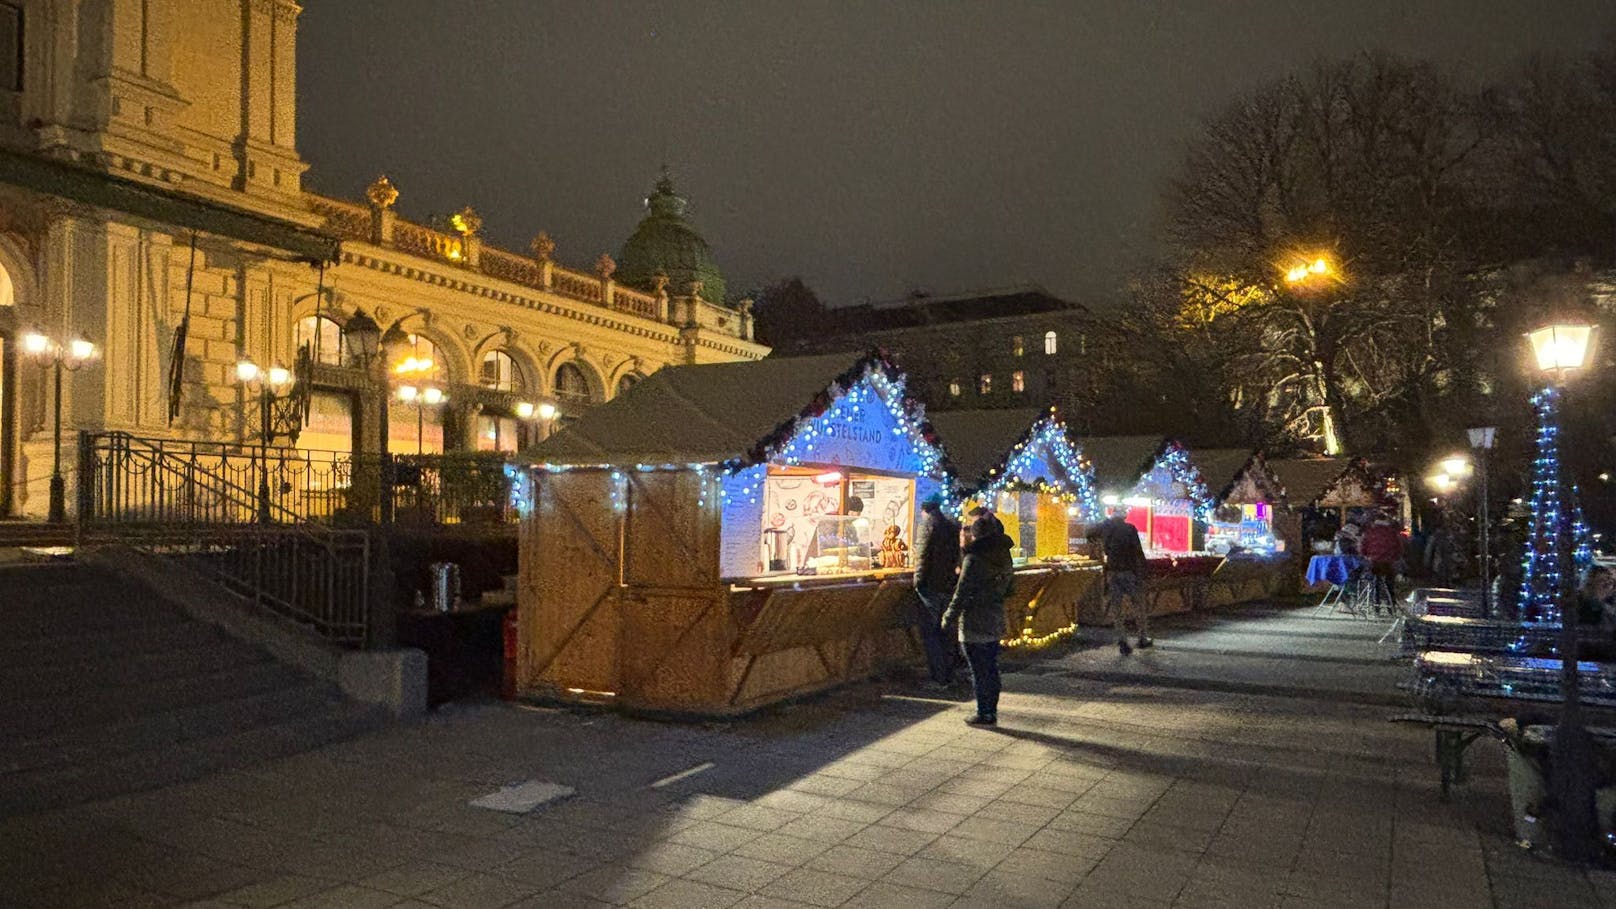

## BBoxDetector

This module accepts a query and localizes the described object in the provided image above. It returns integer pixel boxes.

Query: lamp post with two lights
[21,329,98,523]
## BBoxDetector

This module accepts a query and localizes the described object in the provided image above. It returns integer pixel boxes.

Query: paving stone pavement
[4,600,1615,908]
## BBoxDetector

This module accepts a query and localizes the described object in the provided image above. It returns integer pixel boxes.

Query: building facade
[0,0,765,518]
[773,287,1103,423]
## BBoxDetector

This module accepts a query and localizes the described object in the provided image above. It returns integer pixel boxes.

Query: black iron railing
[78,432,518,529]
[379,451,516,527]
[79,432,354,524]
[91,521,372,646]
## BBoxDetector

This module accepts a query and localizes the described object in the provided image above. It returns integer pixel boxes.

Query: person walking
[1092,510,1151,655]
[942,512,1014,726]
[913,496,963,689]
[1360,511,1403,608]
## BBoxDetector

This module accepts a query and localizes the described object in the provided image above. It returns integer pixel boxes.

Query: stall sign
[776,378,927,475]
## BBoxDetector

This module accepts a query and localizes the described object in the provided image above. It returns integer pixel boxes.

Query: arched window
[393,334,443,382]
[1044,331,1058,356]
[616,373,642,396]
[479,349,525,392]
[295,315,346,366]
[555,362,594,404]
[948,380,962,397]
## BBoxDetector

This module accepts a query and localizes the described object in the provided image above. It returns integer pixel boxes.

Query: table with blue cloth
[1307,554,1365,587]
[1308,553,1369,613]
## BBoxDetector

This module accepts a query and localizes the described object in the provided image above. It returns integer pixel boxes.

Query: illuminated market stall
[1082,436,1214,555]
[927,407,1100,559]
[1193,448,1284,555]
[511,352,1088,715]
[926,407,1104,646]
[1269,457,1409,554]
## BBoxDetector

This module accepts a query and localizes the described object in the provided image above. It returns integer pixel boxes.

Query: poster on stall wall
[856,476,915,544]
[763,474,842,571]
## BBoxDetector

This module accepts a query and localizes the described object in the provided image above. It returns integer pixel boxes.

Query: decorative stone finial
[448,206,482,237]
[686,280,704,298]
[651,271,670,294]
[366,175,399,209]
[595,253,617,280]
[530,232,556,261]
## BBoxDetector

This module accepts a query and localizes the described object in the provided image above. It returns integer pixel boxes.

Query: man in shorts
[1091,510,1151,655]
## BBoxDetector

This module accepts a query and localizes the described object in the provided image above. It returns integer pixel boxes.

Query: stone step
[0,658,312,736]
[0,620,229,672]
[1,677,339,773]
[0,637,276,699]
[0,700,387,817]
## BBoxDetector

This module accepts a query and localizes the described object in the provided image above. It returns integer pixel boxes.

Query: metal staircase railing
[78,432,352,525]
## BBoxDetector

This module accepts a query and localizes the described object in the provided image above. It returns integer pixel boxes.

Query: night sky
[298,2,1616,309]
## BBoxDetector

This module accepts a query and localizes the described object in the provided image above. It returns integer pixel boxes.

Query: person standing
[942,512,1014,726]
[1360,511,1403,607]
[1092,510,1151,655]
[913,496,963,689]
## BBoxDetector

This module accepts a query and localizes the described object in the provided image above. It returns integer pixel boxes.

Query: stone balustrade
[305,190,743,338]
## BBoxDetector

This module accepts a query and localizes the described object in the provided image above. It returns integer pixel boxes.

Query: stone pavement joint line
[0,599,1602,908]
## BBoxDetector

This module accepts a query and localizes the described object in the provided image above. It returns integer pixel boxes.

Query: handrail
[89,520,373,647]
[79,431,516,528]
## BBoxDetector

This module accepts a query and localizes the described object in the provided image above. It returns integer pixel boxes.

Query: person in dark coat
[942,512,1014,726]
[912,496,963,687]
[1090,511,1151,654]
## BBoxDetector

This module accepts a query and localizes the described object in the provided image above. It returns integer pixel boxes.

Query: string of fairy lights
[1516,386,1593,625]
[1149,444,1216,524]
[973,412,1101,522]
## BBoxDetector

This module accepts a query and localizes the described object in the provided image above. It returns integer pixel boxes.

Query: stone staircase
[0,560,390,817]
[0,519,75,550]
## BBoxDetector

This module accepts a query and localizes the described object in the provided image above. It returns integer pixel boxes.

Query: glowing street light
[24,328,98,522]
[1528,322,1595,377]
[1284,255,1335,285]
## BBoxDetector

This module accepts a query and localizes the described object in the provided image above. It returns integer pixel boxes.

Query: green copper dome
[616,170,728,307]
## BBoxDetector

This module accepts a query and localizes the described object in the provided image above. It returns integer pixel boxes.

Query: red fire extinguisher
[501,609,518,700]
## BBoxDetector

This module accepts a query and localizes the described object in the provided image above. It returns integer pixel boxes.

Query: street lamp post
[1527,319,1599,862]
[22,329,98,523]
[236,358,294,523]
[514,400,560,446]
[396,383,447,455]
[1468,426,1497,615]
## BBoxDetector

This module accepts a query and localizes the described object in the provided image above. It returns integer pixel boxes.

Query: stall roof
[528,352,907,465]
[926,408,1048,489]
[1268,457,1350,506]
[1191,448,1258,502]
[1081,435,1171,495]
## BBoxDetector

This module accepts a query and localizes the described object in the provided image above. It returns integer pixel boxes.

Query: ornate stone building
[0,0,765,518]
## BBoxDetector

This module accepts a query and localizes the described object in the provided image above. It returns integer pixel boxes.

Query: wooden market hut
[1193,448,1285,553]
[1268,456,1408,552]
[1083,436,1214,554]
[926,407,1100,560]
[510,351,1095,714]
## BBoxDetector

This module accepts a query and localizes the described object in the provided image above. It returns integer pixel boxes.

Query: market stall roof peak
[525,351,935,467]
[1189,448,1260,502]
[1081,435,1178,495]
[1266,456,1353,507]
[926,408,1053,490]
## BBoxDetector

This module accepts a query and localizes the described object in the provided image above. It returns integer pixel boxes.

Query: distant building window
[1012,371,1025,393]
[1078,333,1087,355]
[979,374,992,395]
[0,4,21,92]
[1011,335,1025,357]
[295,315,345,366]
[555,362,595,404]
[479,350,526,392]
[1044,331,1058,355]
[948,380,962,397]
